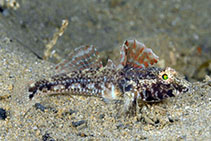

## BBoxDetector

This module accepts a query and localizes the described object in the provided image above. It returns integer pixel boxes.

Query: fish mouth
[173,76,192,95]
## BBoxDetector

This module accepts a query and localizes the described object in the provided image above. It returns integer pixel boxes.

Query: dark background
[1,0,211,80]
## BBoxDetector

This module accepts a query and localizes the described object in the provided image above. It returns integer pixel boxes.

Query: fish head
[137,67,190,102]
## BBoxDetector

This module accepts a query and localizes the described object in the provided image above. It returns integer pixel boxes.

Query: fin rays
[120,40,159,68]
[55,45,103,73]
[55,40,159,74]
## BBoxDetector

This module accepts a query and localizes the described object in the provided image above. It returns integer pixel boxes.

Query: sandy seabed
[0,0,210,140]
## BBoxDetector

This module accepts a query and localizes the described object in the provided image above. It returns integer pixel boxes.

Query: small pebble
[0,108,7,120]
[168,118,174,123]
[69,109,77,115]
[42,133,55,141]
[0,6,4,13]
[72,120,86,127]
[77,132,87,137]
[154,119,160,124]
[34,103,46,112]
[99,114,105,119]
[116,123,124,129]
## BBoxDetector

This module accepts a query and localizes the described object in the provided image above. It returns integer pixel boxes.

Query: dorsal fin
[55,45,103,73]
[120,40,159,68]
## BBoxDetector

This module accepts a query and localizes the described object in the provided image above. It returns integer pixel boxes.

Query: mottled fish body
[29,40,189,111]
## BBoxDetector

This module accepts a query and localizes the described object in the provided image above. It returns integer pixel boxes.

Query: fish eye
[162,74,168,80]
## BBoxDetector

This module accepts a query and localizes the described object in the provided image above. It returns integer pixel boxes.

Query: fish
[28,40,190,113]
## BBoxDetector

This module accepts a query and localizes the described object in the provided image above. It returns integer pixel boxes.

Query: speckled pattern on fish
[28,40,189,112]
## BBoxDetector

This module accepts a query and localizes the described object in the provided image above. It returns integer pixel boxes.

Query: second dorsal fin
[55,45,103,73]
[120,40,159,68]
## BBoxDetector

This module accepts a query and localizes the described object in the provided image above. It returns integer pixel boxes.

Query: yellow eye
[162,74,168,80]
